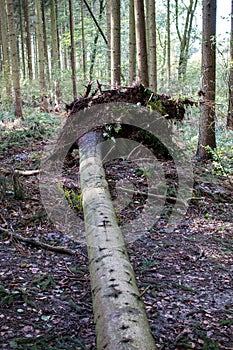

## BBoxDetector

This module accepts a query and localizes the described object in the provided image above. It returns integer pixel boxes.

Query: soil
[0,102,232,350]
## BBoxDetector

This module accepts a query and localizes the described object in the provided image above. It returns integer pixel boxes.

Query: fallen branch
[116,186,194,205]
[1,168,40,176]
[0,226,76,255]
[14,169,40,176]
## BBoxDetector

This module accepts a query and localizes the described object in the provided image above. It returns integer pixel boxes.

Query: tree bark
[227,0,233,130]
[69,0,78,99]
[167,0,171,89]
[106,0,111,82]
[19,0,26,79]
[175,0,198,80]
[129,0,136,84]
[0,0,12,100]
[81,0,87,81]
[35,0,48,112]
[134,0,149,87]
[41,0,50,83]
[78,129,157,350]
[147,0,157,92]
[23,0,33,80]
[89,0,105,81]
[51,0,61,104]
[110,0,121,87]
[6,0,23,118]
[196,0,217,160]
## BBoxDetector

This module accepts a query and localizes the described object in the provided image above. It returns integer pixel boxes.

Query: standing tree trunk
[41,0,50,83]
[196,0,217,160]
[78,126,157,350]
[167,0,171,89]
[51,0,61,105]
[55,0,61,70]
[89,0,105,81]
[19,0,26,80]
[6,0,23,118]
[175,0,198,80]
[106,0,111,82]
[110,0,121,87]
[69,0,78,99]
[134,0,149,87]
[227,0,233,130]
[147,0,157,92]
[81,0,87,81]
[35,0,47,112]
[129,0,136,84]
[0,0,12,100]
[23,0,33,80]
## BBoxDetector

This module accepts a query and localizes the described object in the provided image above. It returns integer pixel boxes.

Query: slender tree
[51,0,61,104]
[35,0,47,112]
[129,0,136,84]
[175,0,198,79]
[6,0,23,118]
[51,0,59,71]
[147,0,157,92]
[69,0,78,99]
[19,0,26,79]
[55,0,61,70]
[0,0,12,100]
[81,0,87,81]
[196,0,217,160]
[106,0,111,81]
[41,0,50,83]
[110,0,121,86]
[23,0,33,80]
[167,0,171,87]
[227,0,233,130]
[89,0,105,80]
[134,0,149,86]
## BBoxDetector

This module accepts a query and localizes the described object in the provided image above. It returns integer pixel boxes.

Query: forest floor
[0,127,233,350]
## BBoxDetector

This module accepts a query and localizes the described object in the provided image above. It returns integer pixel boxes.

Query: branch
[0,226,76,255]
[83,0,108,45]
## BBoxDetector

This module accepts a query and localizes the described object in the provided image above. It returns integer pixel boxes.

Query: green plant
[57,182,83,211]
[219,319,233,326]
[32,274,56,291]
[142,259,158,270]
[0,284,35,307]
[9,334,86,350]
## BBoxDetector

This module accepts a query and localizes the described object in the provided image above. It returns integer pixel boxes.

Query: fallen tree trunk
[78,130,157,350]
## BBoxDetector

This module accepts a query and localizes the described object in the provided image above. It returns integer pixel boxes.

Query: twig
[0,226,76,255]
[116,186,193,205]
[14,169,40,176]
[139,284,151,297]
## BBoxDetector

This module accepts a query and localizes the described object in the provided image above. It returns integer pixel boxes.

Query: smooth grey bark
[78,130,157,350]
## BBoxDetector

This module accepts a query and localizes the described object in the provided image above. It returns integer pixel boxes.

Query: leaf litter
[0,138,232,350]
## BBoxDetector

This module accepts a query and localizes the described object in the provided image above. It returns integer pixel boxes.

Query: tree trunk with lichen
[78,129,157,350]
